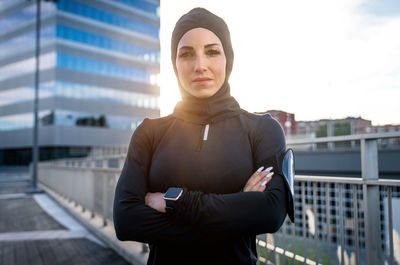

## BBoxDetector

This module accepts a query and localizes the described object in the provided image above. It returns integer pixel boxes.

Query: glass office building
[0,0,160,165]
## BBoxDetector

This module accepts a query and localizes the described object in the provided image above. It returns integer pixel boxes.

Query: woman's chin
[186,87,220,99]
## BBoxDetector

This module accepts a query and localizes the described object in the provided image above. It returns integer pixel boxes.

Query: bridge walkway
[0,168,130,265]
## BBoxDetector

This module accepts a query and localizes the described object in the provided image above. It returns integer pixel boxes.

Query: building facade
[0,0,160,165]
[374,124,400,147]
[296,117,373,138]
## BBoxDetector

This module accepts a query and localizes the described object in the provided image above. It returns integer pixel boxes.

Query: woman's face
[176,28,226,99]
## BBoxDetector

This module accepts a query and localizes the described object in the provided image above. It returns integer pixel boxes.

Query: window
[57,0,159,38]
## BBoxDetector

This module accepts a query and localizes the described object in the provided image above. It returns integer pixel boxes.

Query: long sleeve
[113,119,201,244]
[167,115,288,236]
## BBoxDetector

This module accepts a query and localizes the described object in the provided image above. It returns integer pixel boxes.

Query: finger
[247,166,268,186]
[244,166,274,191]
[249,167,273,188]
[257,184,267,192]
[261,173,274,186]
[253,172,274,191]
[263,166,273,173]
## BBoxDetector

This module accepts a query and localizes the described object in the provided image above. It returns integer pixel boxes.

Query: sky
[159,0,400,126]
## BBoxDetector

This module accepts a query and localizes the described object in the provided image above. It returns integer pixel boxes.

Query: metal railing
[256,132,400,265]
[38,165,120,226]
[259,176,400,265]
[37,132,400,265]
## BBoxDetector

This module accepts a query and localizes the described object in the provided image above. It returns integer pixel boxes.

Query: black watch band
[165,199,176,213]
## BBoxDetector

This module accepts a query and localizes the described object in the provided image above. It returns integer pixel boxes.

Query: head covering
[171,7,234,93]
[171,7,243,124]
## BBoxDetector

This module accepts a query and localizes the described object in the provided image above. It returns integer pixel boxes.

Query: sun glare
[160,0,400,125]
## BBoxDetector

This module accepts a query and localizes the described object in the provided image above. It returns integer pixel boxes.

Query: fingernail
[263,166,273,172]
[257,166,264,172]
[261,180,268,186]
[266,172,274,178]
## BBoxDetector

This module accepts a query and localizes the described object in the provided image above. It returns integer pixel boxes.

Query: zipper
[196,124,209,151]
[203,124,209,141]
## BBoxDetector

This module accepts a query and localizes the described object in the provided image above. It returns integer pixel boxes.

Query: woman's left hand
[145,192,166,213]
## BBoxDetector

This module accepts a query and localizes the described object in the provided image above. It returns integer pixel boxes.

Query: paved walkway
[0,167,30,195]
[0,168,131,265]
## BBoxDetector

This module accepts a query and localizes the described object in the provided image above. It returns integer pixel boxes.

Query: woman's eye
[207,49,221,56]
[178,52,191,58]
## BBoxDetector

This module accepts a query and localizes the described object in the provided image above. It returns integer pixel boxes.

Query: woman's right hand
[243,166,274,192]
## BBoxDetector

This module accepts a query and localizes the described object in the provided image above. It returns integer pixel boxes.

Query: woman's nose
[194,55,207,73]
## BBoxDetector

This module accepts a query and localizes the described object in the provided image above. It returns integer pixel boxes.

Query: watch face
[164,187,183,200]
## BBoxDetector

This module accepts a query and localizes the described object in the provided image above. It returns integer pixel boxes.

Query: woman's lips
[193,78,212,85]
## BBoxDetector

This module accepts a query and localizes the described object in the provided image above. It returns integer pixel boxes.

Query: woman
[113,7,293,265]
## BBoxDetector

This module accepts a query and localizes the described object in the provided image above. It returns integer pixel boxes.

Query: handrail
[287,131,400,145]
[295,175,400,186]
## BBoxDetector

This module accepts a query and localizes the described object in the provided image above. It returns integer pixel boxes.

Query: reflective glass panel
[0,25,55,59]
[0,81,160,109]
[0,109,143,131]
[0,83,54,107]
[0,4,37,32]
[57,0,159,38]
[56,25,159,62]
[54,81,160,109]
[0,110,51,131]
[111,0,159,16]
[0,2,56,32]
[0,52,56,81]
[56,53,157,84]
[0,0,20,12]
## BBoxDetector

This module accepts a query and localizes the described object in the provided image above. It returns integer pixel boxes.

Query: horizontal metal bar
[363,179,400,187]
[41,164,400,186]
[39,164,121,173]
[295,175,400,186]
[287,131,400,145]
[256,239,320,265]
[295,175,363,184]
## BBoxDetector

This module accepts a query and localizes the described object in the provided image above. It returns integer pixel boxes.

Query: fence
[260,132,400,265]
[37,132,400,265]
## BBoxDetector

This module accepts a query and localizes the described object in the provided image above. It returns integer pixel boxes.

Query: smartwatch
[163,187,183,212]
[163,187,183,201]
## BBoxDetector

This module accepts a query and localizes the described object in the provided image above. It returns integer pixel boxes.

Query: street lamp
[26,0,57,193]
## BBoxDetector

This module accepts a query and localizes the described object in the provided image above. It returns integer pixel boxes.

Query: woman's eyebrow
[178,46,193,51]
[205,43,221,48]
[178,43,221,51]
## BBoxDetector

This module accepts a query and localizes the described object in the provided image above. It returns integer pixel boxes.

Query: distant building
[373,124,400,147]
[296,117,372,138]
[0,0,160,165]
[374,124,400,133]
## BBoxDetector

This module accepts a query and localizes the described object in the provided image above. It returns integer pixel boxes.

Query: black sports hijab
[171,8,243,124]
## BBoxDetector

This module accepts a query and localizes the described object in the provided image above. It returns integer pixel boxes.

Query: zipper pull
[203,124,209,141]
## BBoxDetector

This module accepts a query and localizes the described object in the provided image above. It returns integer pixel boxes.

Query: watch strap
[165,199,176,213]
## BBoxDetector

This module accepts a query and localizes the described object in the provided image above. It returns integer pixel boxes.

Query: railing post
[361,138,383,265]
[102,172,107,226]
[328,121,334,150]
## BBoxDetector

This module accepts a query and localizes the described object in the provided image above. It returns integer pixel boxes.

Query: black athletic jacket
[113,95,288,265]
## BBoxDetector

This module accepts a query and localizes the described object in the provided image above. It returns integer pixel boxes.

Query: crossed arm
[113,117,288,244]
[145,165,274,213]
